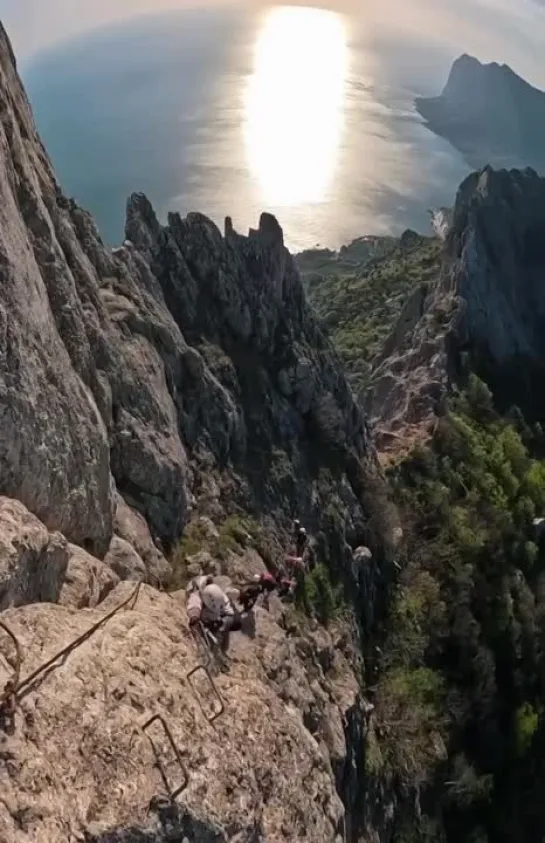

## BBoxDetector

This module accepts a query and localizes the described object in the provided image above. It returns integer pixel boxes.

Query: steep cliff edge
[364,166,545,453]
[306,166,545,841]
[0,561,361,843]
[0,21,390,843]
[0,19,376,559]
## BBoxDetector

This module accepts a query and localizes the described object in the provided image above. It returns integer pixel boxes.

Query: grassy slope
[298,234,442,398]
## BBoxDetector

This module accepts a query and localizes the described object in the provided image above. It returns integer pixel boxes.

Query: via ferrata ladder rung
[142,714,189,800]
[186,662,225,723]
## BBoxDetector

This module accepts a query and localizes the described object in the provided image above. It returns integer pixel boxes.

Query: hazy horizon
[7,0,545,252]
[3,0,545,91]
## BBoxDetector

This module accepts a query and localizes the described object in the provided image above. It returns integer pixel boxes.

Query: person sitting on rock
[186,575,242,650]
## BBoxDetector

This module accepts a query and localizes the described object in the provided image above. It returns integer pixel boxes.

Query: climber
[295,526,308,558]
[186,575,242,651]
[238,572,275,612]
[238,572,296,612]
[285,553,306,573]
[291,519,309,555]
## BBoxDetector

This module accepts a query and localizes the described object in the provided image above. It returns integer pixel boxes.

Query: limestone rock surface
[104,536,148,583]
[113,494,171,587]
[0,497,68,611]
[0,582,364,843]
[0,24,113,553]
[59,544,120,609]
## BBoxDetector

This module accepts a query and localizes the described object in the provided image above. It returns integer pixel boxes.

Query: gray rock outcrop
[59,544,120,609]
[113,494,171,587]
[104,536,147,583]
[0,19,374,562]
[0,25,113,554]
[367,165,545,451]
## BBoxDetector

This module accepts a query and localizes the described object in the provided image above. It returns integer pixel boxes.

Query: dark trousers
[218,611,242,652]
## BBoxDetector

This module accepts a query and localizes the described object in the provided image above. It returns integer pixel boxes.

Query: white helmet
[200,583,228,616]
[354,546,372,563]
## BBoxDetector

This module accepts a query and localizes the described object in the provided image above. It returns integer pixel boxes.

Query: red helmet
[261,572,276,584]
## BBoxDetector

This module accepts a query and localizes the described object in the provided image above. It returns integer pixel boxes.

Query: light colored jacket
[186,576,234,624]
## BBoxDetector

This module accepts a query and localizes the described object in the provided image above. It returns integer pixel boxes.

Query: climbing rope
[0,582,142,731]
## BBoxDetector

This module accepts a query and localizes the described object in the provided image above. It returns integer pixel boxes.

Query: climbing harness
[0,582,142,732]
[142,714,189,800]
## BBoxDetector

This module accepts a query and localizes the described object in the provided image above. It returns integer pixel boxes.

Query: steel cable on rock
[0,582,142,730]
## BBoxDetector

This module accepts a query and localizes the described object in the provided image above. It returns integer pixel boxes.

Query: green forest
[302,237,545,843]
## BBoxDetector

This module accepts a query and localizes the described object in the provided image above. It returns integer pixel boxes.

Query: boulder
[0,497,68,610]
[59,544,120,609]
[104,536,147,583]
[114,494,171,586]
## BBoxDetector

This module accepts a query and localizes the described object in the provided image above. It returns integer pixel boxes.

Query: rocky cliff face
[0,21,387,843]
[416,54,545,173]
[0,19,374,559]
[366,166,545,452]
[0,516,363,843]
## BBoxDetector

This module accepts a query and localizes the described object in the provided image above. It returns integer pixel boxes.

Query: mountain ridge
[4,11,545,843]
[305,163,545,841]
[0,19,397,843]
[416,53,545,173]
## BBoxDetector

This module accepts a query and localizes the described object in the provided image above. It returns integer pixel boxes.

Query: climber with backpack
[186,575,242,652]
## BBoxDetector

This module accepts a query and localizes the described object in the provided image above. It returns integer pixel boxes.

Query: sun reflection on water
[244,5,348,207]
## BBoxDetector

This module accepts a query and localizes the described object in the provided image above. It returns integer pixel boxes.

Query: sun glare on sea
[244,5,348,207]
